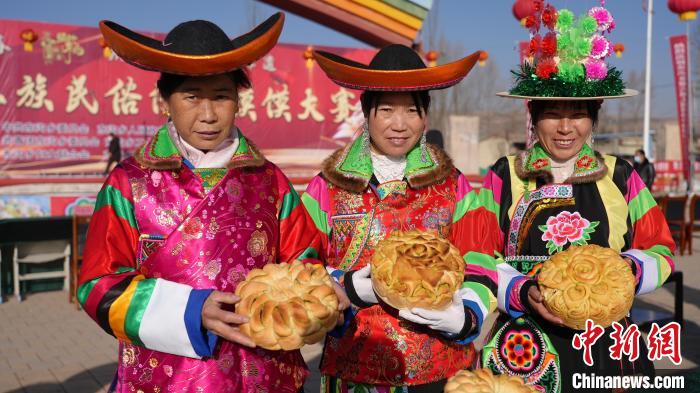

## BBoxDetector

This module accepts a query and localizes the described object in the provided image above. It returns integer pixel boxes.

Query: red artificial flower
[535,57,558,79]
[525,15,538,29]
[533,0,544,12]
[542,4,558,30]
[529,34,542,57]
[541,32,557,57]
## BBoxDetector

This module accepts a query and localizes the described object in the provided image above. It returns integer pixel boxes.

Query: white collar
[370,148,406,184]
[167,122,239,169]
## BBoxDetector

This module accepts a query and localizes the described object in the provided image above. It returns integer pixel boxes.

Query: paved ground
[1,238,698,393]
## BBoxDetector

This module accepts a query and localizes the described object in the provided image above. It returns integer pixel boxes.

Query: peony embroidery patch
[539,211,599,254]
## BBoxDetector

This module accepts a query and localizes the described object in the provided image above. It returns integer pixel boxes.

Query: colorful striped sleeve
[478,159,533,317]
[77,166,216,359]
[450,173,500,343]
[300,175,336,272]
[620,170,676,295]
[275,168,325,266]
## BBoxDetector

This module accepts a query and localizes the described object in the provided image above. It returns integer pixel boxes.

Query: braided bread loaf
[538,244,635,330]
[445,369,537,393]
[235,261,339,350]
[371,230,463,310]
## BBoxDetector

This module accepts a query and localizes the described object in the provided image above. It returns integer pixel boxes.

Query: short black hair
[157,69,251,99]
[528,100,602,128]
[360,90,431,118]
[636,149,646,156]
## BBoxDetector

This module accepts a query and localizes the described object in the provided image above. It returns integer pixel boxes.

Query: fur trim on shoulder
[406,145,455,189]
[133,143,181,170]
[321,148,368,193]
[226,140,266,170]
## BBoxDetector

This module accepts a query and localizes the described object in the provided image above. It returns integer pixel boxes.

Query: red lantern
[668,0,700,21]
[613,43,625,58]
[478,51,489,67]
[20,28,38,52]
[425,50,439,67]
[303,45,314,69]
[513,0,537,26]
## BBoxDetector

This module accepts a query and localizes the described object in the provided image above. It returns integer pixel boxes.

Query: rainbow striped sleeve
[451,173,500,343]
[301,175,341,277]
[620,170,676,295]
[478,161,532,317]
[77,167,216,359]
[275,168,325,265]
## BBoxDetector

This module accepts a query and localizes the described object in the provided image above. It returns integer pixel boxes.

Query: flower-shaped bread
[538,244,635,330]
[235,261,339,350]
[371,230,463,310]
[445,368,537,393]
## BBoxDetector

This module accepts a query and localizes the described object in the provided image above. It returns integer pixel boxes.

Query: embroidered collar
[134,125,265,170]
[321,135,454,193]
[515,143,607,184]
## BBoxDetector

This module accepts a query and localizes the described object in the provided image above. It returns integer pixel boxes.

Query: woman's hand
[201,291,256,348]
[526,285,564,326]
[332,281,351,326]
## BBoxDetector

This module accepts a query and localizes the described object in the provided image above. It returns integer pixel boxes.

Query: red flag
[669,35,691,182]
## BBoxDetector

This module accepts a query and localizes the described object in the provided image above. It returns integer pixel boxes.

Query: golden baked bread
[538,244,635,330]
[371,230,463,310]
[445,368,537,393]
[235,261,339,350]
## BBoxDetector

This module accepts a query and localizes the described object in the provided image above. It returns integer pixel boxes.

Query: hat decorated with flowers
[498,0,637,100]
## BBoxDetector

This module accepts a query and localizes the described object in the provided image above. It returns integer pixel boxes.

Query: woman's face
[367,92,426,157]
[534,101,593,162]
[162,74,238,151]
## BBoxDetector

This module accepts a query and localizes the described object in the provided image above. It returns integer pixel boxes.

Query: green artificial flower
[557,33,573,60]
[579,15,598,36]
[556,9,574,31]
[573,37,592,59]
[558,61,584,82]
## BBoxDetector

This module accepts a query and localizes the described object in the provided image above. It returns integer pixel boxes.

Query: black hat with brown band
[99,12,284,76]
[313,44,481,92]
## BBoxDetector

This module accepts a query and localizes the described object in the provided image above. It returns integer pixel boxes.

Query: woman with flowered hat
[77,14,348,392]
[301,44,502,392]
[478,2,675,392]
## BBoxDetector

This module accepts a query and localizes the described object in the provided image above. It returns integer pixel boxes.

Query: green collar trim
[520,142,605,181]
[136,124,262,170]
[335,136,437,183]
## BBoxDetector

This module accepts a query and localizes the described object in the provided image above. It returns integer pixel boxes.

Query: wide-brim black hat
[313,44,481,91]
[99,13,284,76]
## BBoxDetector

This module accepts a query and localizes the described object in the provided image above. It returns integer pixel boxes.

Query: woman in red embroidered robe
[302,44,501,393]
[78,14,348,393]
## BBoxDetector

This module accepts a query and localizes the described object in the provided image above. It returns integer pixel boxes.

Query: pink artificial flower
[590,35,611,59]
[585,58,608,80]
[588,6,613,32]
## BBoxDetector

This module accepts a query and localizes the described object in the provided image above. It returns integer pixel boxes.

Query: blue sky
[3,0,698,118]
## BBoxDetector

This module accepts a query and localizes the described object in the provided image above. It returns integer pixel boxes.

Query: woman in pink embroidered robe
[78,14,347,393]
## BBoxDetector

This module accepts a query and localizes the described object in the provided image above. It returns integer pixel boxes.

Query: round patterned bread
[234,261,339,351]
[445,368,537,393]
[371,230,463,310]
[538,244,635,330]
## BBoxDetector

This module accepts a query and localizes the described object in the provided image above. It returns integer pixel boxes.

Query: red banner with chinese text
[0,19,374,183]
[669,35,690,182]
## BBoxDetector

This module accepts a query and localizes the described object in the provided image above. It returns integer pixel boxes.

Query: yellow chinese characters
[105,77,143,116]
[66,74,99,115]
[261,84,291,122]
[16,73,54,112]
[297,88,325,122]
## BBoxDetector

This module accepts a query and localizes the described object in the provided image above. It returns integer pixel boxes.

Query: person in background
[634,149,656,190]
[104,132,121,175]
